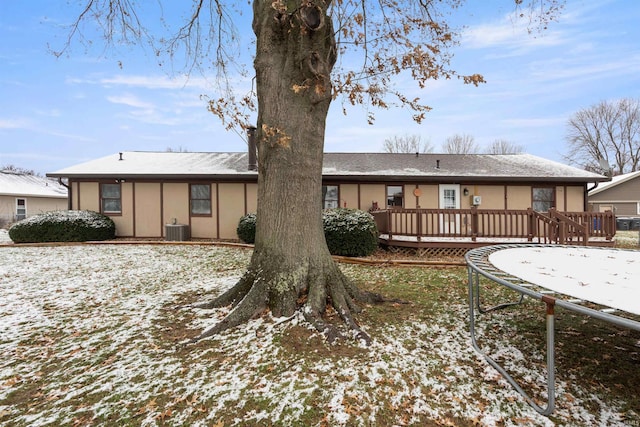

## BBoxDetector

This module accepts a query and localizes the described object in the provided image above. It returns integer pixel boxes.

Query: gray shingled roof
[0,171,68,198]
[47,151,607,183]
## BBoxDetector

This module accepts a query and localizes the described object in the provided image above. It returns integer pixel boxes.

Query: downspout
[586,180,604,211]
[58,178,72,210]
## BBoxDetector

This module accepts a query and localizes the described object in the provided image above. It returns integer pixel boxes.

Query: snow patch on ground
[0,244,636,426]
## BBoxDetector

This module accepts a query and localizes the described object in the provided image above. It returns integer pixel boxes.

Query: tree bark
[192,0,382,344]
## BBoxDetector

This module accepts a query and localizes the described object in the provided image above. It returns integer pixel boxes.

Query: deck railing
[371,207,615,245]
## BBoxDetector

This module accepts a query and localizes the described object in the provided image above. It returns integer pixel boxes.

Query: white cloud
[66,74,212,91]
[107,93,156,109]
[100,74,203,89]
[528,53,640,84]
[0,117,32,129]
[461,14,566,54]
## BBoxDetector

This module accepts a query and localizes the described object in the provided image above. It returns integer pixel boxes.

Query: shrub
[237,213,257,244]
[236,209,378,257]
[322,208,378,257]
[8,210,116,243]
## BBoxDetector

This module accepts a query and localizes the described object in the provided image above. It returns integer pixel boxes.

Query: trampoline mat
[489,246,640,316]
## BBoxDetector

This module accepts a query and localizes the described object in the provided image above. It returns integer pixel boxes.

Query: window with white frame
[16,198,26,220]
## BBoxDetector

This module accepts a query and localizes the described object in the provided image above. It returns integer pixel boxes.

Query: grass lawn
[615,229,640,249]
[0,244,639,426]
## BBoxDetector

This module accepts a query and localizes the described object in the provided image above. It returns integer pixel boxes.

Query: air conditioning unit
[472,195,482,206]
[165,224,190,241]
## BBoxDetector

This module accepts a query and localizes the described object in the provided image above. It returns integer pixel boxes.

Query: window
[190,184,211,215]
[322,185,339,209]
[387,185,403,207]
[532,187,555,212]
[16,198,26,220]
[101,183,122,214]
[442,188,457,209]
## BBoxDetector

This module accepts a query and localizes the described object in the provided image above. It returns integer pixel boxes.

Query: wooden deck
[372,208,616,252]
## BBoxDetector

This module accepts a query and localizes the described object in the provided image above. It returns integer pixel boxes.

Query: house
[588,170,640,230]
[46,151,609,242]
[588,170,640,216]
[0,171,68,228]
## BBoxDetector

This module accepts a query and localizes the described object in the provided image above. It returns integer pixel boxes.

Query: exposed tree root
[187,277,266,344]
[189,270,255,310]
[187,256,401,345]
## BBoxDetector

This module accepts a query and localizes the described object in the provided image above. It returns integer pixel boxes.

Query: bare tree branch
[564,98,640,174]
[485,139,524,154]
[442,133,479,154]
[383,134,434,153]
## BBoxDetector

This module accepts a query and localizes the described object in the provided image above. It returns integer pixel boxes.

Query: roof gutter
[587,181,599,193]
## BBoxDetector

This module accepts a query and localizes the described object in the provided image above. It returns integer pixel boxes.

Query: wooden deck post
[471,206,478,241]
[527,208,535,242]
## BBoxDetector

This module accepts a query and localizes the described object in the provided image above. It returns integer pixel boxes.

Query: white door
[439,184,460,234]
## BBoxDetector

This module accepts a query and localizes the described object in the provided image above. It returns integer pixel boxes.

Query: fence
[372,207,615,246]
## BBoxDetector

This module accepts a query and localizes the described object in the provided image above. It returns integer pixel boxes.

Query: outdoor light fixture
[463,188,469,196]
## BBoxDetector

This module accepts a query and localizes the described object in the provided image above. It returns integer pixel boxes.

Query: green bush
[322,208,378,257]
[236,209,378,257]
[237,213,257,244]
[8,210,116,243]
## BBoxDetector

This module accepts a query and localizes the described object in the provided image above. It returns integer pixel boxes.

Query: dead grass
[0,245,638,426]
[615,230,640,249]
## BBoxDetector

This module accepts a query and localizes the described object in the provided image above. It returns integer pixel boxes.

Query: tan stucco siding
[134,183,162,237]
[0,195,67,223]
[109,182,134,237]
[190,183,216,239]
[414,185,438,209]
[471,185,505,210]
[565,186,585,211]
[359,184,385,211]
[339,184,358,209]
[218,183,246,239]
[555,186,565,211]
[0,196,12,221]
[191,216,216,238]
[162,183,190,226]
[26,197,68,215]
[405,184,438,209]
[71,182,79,210]
[404,185,418,209]
[506,186,531,210]
[78,182,100,212]
[246,183,258,213]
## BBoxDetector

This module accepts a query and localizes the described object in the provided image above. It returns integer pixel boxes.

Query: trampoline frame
[465,244,640,415]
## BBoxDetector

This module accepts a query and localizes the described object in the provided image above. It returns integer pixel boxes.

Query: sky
[1,1,639,175]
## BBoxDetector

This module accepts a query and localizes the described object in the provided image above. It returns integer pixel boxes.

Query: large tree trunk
[192,0,382,344]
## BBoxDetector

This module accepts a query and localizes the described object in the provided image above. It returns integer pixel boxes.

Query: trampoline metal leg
[468,267,556,415]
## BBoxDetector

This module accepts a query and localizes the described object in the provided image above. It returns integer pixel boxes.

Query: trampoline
[465,244,640,415]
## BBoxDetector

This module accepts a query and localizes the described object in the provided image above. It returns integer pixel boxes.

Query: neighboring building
[47,151,608,240]
[0,171,69,227]
[588,170,640,219]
